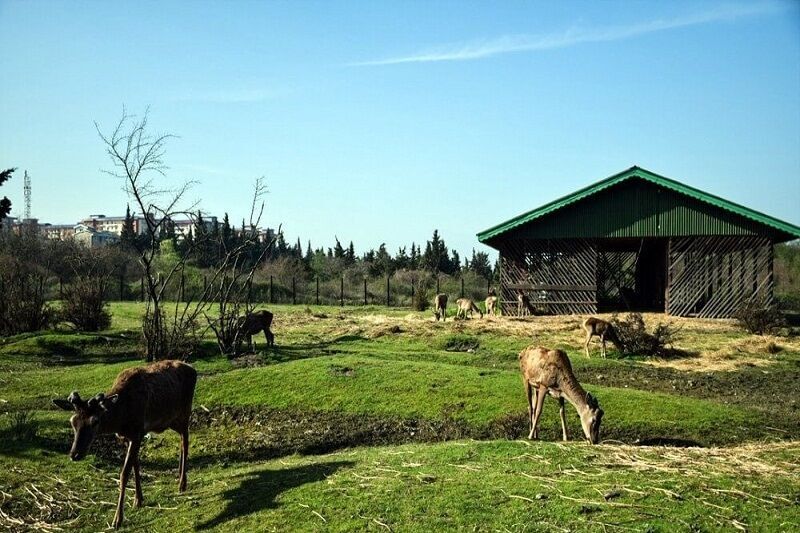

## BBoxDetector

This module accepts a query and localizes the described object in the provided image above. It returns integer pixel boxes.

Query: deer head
[579,392,604,445]
[53,391,119,460]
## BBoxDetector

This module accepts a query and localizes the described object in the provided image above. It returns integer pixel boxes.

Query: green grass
[1,301,799,531]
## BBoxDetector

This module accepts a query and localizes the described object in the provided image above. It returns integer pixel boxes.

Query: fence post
[461,277,464,298]
[292,277,296,305]
[386,276,390,307]
[316,277,320,305]
[363,278,367,305]
[270,275,274,304]
[340,276,344,306]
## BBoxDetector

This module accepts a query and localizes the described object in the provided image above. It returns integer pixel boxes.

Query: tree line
[119,204,496,282]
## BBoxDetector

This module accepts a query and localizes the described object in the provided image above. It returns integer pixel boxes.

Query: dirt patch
[329,364,356,377]
[369,324,403,338]
[439,334,480,352]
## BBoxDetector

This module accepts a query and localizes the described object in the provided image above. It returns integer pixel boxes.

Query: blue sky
[1,0,798,257]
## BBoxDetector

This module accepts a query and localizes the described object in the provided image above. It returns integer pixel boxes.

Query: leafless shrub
[611,312,680,357]
[735,299,786,335]
[0,255,52,335]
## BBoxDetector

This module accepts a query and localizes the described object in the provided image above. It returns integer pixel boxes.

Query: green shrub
[412,282,429,312]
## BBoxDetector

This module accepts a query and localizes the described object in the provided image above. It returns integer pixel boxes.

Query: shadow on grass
[196,461,353,530]
[228,334,368,367]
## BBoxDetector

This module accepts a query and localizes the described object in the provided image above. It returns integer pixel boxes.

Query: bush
[412,282,430,312]
[60,276,112,332]
[611,313,679,357]
[0,256,52,335]
[735,299,786,335]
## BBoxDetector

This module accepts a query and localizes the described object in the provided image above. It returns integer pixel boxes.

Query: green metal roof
[477,166,800,243]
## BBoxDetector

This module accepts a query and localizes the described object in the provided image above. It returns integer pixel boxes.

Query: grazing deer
[434,293,448,321]
[238,309,275,351]
[517,293,535,316]
[53,360,197,529]
[456,298,483,319]
[519,346,603,444]
[485,295,498,317]
[582,317,622,358]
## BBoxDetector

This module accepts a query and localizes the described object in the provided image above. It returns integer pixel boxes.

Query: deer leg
[179,429,189,492]
[531,386,547,440]
[584,332,592,358]
[600,333,607,358]
[113,438,140,529]
[558,397,569,441]
[266,328,274,347]
[132,452,144,508]
[525,381,535,440]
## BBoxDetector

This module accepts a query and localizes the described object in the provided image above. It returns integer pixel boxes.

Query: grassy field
[1,303,799,531]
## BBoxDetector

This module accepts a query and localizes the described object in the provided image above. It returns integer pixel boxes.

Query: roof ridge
[477,167,800,243]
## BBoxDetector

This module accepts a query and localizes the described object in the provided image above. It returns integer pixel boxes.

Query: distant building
[80,214,150,236]
[258,227,276,244]
[74,225,120,248]
[0,215,17,231]
[173,216,218,240]
[41,223,76,240]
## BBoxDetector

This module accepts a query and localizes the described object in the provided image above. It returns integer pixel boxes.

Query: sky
[1,0,799,258]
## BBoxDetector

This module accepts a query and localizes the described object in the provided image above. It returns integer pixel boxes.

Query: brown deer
[456,297,483,319]
[519,346,603,444]
[517,293,535,316]
[582,317,622,358]
[434,293,448,321]
[485,295,498,317]
[238,309,275,351]
[53,360,197,529]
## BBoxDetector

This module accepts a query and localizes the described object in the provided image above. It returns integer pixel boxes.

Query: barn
[477,166,800,318]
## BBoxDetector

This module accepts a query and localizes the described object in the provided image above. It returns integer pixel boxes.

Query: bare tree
[205,178,280,357]
[97,108,205,361]
[98,107,279,361]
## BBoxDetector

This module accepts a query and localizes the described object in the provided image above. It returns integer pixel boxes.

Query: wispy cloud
[352,2,785,66]
[173,88,282,103]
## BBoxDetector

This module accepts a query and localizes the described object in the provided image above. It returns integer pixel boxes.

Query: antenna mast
[23,170,32,220]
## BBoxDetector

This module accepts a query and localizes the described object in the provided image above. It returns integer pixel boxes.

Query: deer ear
[99,394,119,411]
[586,392,598,409]
[53,399,74,411]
